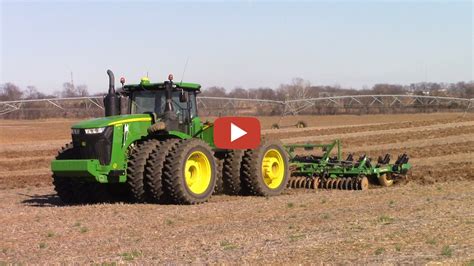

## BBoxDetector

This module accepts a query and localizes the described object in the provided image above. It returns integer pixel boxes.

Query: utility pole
[70,71,75,89]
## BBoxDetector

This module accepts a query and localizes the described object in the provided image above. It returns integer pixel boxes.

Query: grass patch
[378,215,394,225]
[321,198,327,204]
[46,232,55,238]
[441,245,453,257]
[467,259,474,266]
[164,219,174,225]
[299,204,307,208]
[120,250,142,261]
[39,243,47,249]
[394,244,401,252]
[426,238,437,245]
[289,234,305,242]
[388,200,395,207]
[220,240,238,250]
[80,227,88,233]
[374,247,385,255]
[287,202,294,208]
[74,221,81,227]
[288,224,295,229]
[321,213,330,220]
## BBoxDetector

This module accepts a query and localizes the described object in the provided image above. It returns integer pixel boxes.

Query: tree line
[200,78,474,101]
[1,78,473,102]
[0,82,89,101]
[0,79,472,119]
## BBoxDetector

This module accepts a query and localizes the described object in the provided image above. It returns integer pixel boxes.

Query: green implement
[285,140,411,190]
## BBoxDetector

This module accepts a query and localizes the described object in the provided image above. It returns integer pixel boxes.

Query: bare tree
[25,86,48,99]
[201,86,227,97]
[60,82,89,97]
[0,83,23,101]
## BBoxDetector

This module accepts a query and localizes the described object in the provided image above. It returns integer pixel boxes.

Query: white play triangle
[230,122,247,142]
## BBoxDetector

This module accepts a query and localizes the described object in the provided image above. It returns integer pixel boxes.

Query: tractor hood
[72,114,152,129]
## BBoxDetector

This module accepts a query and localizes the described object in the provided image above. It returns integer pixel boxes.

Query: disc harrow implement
[287,176,369,190]
[285,140,411,191]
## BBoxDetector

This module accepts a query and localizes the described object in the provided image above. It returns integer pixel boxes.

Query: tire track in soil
[0,168,51,189]
[280,121,474,144]
[411,153,473,166]
[345,133,474,153]
[0,139,69,153]
[264,117,474,138]
[0,157,53,172]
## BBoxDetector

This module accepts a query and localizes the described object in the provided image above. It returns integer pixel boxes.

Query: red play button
[214,117,261,149]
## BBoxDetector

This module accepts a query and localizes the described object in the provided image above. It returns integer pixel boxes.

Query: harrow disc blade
[337,179,344,190]
[344,178,352,190]
[314,178,320,190]
[296,177,306,188]
[326,179,333,189]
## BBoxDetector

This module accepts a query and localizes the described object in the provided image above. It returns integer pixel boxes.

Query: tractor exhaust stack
[104,69,120,117]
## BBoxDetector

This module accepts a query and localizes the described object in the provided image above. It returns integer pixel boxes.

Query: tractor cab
[113,73,202,135]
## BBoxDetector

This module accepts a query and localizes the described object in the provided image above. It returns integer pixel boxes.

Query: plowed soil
[0,113,473,264]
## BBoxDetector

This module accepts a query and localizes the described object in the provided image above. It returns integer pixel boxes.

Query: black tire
[52,143,89,204]
[162,139,217,204]
[53,174,80,204]
[241,140,290,196]
[143,138,181,203]
[126,138,160,202]
[222,149,245,195]
[213,157,224,195]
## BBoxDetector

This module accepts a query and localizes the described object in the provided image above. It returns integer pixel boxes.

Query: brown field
[0,113,473,264]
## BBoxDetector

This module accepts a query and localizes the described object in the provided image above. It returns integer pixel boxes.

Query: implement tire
[222,150,245,195]
[241,140,289,196]
[162,139,217,204]
[126,138,160,202]
[378,173,394,187]
[144,139,181,203]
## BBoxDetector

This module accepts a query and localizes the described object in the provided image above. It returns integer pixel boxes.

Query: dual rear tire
[222,140,289,197]
[142,138,289,204]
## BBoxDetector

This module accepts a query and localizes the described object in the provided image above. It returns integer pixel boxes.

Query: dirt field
[0,113,473,264]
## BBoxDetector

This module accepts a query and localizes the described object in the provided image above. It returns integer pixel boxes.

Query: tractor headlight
[84,127,106,134]
[71,128,81,135]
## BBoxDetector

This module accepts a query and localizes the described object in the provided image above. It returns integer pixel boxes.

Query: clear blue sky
[1,1,472,94]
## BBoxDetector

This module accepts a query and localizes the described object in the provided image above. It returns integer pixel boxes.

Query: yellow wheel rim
[185,151,212,195]
[262,149,285,189]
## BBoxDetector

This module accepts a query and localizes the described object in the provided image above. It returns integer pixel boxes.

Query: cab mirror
[179,92,188,102]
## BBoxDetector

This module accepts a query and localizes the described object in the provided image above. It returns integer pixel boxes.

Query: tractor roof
[123,81,201,91]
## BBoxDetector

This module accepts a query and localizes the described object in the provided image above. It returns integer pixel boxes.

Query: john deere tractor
[51,70,290,204]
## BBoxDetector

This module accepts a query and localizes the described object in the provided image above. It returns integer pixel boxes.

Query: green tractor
[51,70,290,204]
